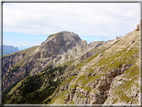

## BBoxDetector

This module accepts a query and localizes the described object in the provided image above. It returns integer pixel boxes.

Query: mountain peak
[34,31,82,60]
[47,31,81,43]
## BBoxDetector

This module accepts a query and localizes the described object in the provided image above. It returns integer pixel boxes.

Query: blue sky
[3,3,140,50]
[3,32,106,50]
[3,32,48,50]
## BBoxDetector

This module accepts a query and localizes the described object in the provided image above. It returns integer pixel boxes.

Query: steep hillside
[2,24,140,105]
[49,28,140,105]
[2,46,40,90]
[3,65,67,104]
[2,31,112,91]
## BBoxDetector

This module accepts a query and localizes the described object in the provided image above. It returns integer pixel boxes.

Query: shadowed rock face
[2,31,85,90]
[80,52,92,60]
[29,31,87,75]
[38,31,81,58]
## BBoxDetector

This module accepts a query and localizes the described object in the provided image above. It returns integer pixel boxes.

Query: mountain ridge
[2,23,140,105]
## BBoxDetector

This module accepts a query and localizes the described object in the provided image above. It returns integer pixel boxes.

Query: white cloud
[3,3,140,39]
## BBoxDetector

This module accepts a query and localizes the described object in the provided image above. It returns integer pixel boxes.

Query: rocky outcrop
[80,52,92,60]
[135,24,139,31]
[2,54,24,75]
[2,59,34,90]
[38,31,81,58]
[104,73,140,105]
[29,31,89,75]
[2,46,39,90]
[59,64,133,104]
[51,27,140,105]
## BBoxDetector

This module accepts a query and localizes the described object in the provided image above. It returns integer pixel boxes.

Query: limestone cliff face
[50,28,140,105]
[2,46,39,90]
[41,32,82,59]
[29,31,88,75]
[2,54,24,75]
[36,31,81,58]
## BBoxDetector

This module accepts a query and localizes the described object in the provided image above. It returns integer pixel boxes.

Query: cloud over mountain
[3,3,140,39]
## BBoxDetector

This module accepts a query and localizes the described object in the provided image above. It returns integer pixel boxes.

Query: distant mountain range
[0,45,19,55]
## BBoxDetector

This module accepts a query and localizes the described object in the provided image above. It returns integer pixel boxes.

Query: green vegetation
[124,64,139,77]
[59,60,75,67]
[3,46,39,58]
[83,86,92,91]
[8,77,26,95]
[61,75,76,86]
[112,64,139,103]
[2,46,40,95]
[66,55,69,60]
[113,98,118,104]
[96,47,139,68]
[3,65,67,104]
[49,90,68,104]
[3,46,40,80]
[118,91,131,103]
[2,77,25,96]
[15,46,39,67]
[69,100,75,104]
[67,75,101,93]
[48,32,59,38]
[76,75,100,88]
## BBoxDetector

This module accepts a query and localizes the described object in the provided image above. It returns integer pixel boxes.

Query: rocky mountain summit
[30,31,85,74]
[2,31,111,91]
[2,23,140,105]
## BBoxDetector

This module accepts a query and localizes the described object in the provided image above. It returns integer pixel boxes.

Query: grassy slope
[49,30,139,104]
[3,46,39,74]
[2,46,39,94]
[3,65,68,104]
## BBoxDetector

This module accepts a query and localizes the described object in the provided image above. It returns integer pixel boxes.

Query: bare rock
[41,42,45,45]
[135,24,139,31]
[80,52,92,60]
[68,71,79,78]
[59,83,69,93]
[85,80,98,89]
